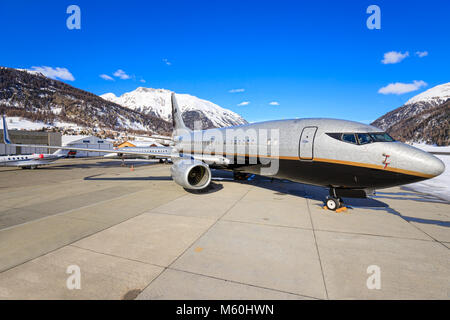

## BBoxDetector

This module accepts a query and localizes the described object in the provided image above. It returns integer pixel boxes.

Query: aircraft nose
[396,143,446,179]
[427,153,445,177]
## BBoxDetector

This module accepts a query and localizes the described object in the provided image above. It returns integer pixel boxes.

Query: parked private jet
[4,93,445,210]
[1,116,67,169]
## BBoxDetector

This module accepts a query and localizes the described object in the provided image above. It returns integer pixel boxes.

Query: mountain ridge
[101,87,247,130]
[0,67,247,137]
[372,82,450,146]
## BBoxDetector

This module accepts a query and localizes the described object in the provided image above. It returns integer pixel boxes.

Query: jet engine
[170,159,212,190]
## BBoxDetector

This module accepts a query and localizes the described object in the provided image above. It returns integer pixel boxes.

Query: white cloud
[140,79,146,83]
[378,80,427,95]
[162,58,171,66]
[113,69,131,80]
[237,101,250,106]
[269,101,280,106]
[416,51,428,58]
[99,74,114,81]
[229,88,245,93]
[381,51,409,64]
[29,66,75,81]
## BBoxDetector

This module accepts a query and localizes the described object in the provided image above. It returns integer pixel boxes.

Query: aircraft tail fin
[171,92,189,132]
[2,115,12,144]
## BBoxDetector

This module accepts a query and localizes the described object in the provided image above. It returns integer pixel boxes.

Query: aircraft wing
[9,143,171,157]
[8,143,230,165]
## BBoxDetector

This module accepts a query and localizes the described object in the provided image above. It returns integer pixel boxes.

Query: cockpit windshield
[326,132,395,145]
[368,132,395,142]
[356,133,372,145]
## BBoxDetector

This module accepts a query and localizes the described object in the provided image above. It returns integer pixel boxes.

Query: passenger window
[341,134,357,144]
[356,133,372,145]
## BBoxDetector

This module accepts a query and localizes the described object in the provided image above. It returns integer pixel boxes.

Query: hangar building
[62,135,114,157]
[0,130,61,156]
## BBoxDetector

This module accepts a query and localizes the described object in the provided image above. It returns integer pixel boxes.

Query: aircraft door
[299,127,318,160]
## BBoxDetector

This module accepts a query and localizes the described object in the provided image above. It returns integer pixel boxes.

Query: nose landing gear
[324,188,347,212]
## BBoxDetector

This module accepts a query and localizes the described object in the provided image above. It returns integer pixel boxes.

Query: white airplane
[1,115,67,169]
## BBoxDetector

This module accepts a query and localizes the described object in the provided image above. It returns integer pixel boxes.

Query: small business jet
[1,116,67,169]
[5,93,445,210]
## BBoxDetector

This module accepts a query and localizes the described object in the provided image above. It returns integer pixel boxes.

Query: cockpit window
[356,133,373,145]
[369,132,395,142]
[341,133,357,144]
[326,132,395,145]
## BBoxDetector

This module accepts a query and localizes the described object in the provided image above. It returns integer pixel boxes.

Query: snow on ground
[4,117,50,130]
[404,144,450,202]
[4,117,89,132]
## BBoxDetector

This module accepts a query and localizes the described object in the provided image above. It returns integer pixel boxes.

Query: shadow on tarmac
[83,167,448,228]
[211,170,449,228]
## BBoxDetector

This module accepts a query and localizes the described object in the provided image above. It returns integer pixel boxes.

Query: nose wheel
[325,197,340,210]
[325,188,346,212]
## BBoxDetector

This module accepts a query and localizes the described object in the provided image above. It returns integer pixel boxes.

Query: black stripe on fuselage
[213,156,425,189]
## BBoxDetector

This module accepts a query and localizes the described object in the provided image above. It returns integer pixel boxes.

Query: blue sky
[1,0,449,123]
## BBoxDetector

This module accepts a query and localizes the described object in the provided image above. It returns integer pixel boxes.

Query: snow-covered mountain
[372,82,449,145]
[0,67,172,136]
[404,82,450,106]
[101,88,247,130]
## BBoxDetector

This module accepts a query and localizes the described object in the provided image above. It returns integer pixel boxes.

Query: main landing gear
[233,171,250,180]
[325,188,347,212]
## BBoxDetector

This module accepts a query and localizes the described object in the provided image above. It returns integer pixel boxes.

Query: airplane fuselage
[175,118,444,190]
[0,153,63,168]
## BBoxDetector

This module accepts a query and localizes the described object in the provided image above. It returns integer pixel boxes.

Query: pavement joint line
[165,266,322,300]
[0,192,185,274]
[306,198,329,300]
[387,205,450,250]
[220,217,438,244]
[145,193,191,212]
[6,184,139,209]
[0,188,157,233]
[220,217,314,232]
[68,244,168,269]
[146,210,223,222]
[138,185,255,297]
[312,227,439,243]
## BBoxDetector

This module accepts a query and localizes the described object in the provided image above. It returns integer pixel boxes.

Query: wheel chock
[336,207,348,213]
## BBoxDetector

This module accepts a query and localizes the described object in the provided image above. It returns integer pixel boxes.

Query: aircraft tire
[326,198,340,211]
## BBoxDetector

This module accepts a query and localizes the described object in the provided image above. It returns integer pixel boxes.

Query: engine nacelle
[171,159,212,190]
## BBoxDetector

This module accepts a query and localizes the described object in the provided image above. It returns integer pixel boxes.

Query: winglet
[2,115,11,144]
[171,92,189,131]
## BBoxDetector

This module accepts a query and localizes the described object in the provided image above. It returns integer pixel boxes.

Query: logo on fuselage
[382,153,390,169]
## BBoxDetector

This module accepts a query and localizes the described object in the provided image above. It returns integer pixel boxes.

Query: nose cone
[405,145,445,178]
[427,153,445,177]
[387,143,445,179]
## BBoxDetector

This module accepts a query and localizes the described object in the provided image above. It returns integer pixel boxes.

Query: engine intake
[171,159,212,190]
